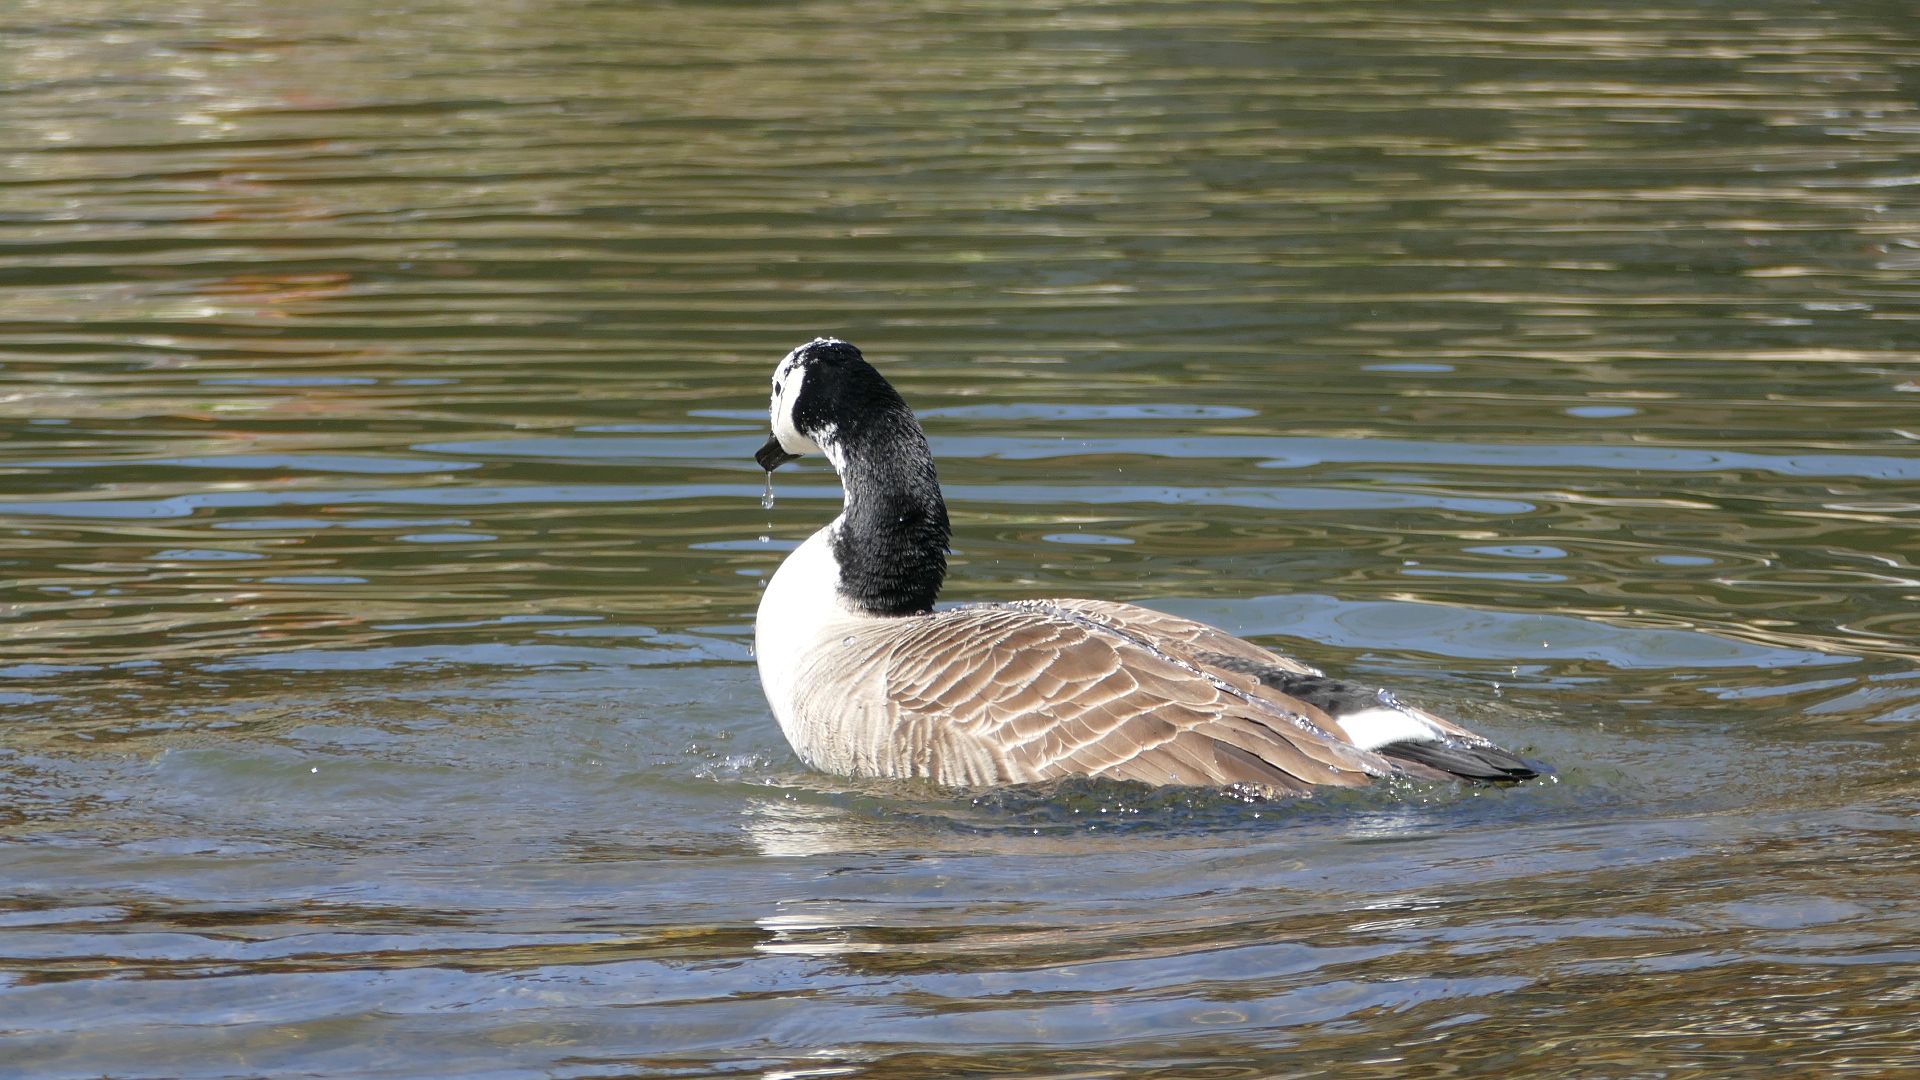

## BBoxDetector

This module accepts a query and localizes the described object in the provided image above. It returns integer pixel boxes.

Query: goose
[752,338,1544,796]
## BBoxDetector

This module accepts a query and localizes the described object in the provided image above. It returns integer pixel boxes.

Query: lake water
[4,1,1920,1076]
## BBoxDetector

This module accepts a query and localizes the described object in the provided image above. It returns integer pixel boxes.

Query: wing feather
[782,598,1536,791]
[1020,600,1539,776]
[841,604,1391,792]
[1192,718,1352,787]
[1011,599,1321,678]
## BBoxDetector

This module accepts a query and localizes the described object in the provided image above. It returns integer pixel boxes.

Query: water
[4,1,1920,1075]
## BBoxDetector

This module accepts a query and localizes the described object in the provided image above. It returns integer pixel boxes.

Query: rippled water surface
[5,1,1920,1076]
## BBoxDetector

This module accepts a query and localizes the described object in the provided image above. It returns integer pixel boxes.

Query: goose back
[781,599,1405,794]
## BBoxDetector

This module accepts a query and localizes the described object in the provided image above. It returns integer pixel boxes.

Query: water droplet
[761,471,776,510]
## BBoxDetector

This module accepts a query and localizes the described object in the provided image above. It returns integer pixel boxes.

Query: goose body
[753,338,1542,795]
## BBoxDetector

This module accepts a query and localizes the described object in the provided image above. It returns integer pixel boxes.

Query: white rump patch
[1333,706,1443,751]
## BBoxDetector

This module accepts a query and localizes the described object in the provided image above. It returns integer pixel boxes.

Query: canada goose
[752,338,1544,796]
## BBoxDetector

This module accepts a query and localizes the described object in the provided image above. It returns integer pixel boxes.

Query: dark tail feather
[1377,739,1546,784]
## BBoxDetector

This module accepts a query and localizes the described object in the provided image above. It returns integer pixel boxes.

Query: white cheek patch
[769,365,822,456]
[1333,706,1443,751]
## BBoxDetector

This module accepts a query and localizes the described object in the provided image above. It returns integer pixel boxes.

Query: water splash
[761,471,776,510]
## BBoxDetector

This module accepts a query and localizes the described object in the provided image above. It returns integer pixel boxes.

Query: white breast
[755,521,870,757]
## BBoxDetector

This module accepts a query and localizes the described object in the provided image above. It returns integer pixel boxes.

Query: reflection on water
[4,0,1920,1076]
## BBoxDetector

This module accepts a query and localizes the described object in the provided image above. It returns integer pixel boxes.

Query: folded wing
[1014,599,1540,783]
[854,604,1393,794]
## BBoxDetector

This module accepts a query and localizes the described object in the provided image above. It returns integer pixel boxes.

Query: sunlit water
[4,1,1920,1076]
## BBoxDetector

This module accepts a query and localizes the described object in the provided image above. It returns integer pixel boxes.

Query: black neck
[830,409,949,617]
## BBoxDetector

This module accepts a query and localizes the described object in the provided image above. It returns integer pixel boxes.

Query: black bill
[755,435,801,471]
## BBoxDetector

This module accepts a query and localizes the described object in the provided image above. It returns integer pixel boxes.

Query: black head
[756,337,918,472]
[754,337,950,616]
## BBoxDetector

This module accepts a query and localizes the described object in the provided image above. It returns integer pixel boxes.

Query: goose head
[755,337,914,475]
[752,337,950,617]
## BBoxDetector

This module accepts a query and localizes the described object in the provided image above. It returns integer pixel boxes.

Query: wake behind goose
[752,338,1544,796]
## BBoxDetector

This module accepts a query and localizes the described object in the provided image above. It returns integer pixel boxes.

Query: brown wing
[869,605,1392,794]
[1013,599,1503,748]
[998,598,1368,740]
[1013,598,1321,678]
